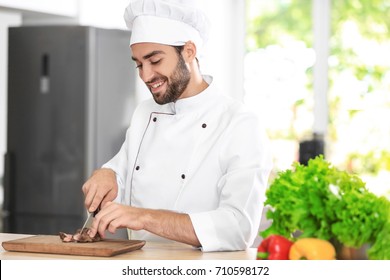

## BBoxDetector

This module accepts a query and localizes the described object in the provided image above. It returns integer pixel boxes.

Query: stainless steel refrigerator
[3,26,136,235]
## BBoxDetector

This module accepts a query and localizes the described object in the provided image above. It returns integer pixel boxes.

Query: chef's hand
[88,202,201,247]
[88,202,144,238]
[82,168,118,213]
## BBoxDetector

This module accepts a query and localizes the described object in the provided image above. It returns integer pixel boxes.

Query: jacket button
[202,123,207,128]
[181,174,185,179]
[135,166,140,170]
[153,117,157,122]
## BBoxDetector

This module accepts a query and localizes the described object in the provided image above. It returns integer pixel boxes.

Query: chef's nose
[139,64,154,83]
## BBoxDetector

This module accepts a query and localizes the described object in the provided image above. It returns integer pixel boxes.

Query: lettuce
[261,155,390,259]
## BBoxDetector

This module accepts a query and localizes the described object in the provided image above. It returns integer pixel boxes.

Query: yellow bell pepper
[289,238,336,260]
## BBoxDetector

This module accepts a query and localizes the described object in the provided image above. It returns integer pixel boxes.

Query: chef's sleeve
[101,127,131,204]
[189,112,273,252]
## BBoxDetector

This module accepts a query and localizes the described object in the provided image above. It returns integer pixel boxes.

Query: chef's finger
[82,183,97,210]
[86,189,104,213]
[89,196,103,213]
[107,220,120,234]
[88,202,114,238]
[88,212,103,238]
[104,208,123,234]
[100,188,118,208]
[97,203,124,237]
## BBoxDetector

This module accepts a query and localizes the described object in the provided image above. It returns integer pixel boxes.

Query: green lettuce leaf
[261,155,390,259]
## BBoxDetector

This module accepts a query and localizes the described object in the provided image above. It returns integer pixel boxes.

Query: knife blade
[80,212,94,232]
[80,207,100,232]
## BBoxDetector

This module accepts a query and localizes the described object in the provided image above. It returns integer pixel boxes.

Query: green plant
[261,155,390,259]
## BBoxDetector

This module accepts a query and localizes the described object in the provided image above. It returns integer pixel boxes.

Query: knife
[80,208,99,232]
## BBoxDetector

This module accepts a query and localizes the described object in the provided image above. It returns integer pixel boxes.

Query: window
[245,0,314,171]
[245,0,390,199]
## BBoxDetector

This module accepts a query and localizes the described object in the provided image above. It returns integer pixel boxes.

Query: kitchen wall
[0,0,78,16]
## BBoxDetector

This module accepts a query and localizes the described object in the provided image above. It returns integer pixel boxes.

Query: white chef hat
[123,0,209,53]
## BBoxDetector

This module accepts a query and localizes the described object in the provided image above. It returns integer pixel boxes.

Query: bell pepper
[257,235,294,260]
[289,238,336,260]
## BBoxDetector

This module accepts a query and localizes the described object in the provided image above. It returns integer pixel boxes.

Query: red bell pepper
[257,235,294,260]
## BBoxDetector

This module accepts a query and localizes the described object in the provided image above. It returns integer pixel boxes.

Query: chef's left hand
[88,201,144,238]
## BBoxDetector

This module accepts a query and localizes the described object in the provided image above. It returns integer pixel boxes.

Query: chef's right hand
[82,168,118,213]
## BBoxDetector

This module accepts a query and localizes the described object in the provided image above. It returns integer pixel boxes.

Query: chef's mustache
[146,76,166,85]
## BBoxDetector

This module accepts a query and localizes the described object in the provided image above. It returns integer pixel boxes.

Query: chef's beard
[151,54,191,105]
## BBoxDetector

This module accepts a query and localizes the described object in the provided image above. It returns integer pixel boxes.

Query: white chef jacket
[102,75,273,252]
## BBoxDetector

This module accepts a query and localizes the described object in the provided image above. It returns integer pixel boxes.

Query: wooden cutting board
[1,235,146,257]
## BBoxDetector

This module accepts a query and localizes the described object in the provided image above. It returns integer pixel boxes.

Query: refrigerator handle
[40,53,50,94]
[3,151,15,232]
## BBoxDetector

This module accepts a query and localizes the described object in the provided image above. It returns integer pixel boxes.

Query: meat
[59,228,102,243]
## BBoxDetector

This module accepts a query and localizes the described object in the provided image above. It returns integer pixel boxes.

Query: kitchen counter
[0,233,257,260]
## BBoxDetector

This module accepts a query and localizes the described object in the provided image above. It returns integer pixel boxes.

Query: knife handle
[92,207,100,217]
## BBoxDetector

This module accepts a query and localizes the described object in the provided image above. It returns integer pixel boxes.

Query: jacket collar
[166,75,217,115]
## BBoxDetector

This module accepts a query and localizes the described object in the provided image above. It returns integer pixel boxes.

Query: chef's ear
[183,41,197,63]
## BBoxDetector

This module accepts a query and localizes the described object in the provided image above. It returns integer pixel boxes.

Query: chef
[83,0,273,252]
